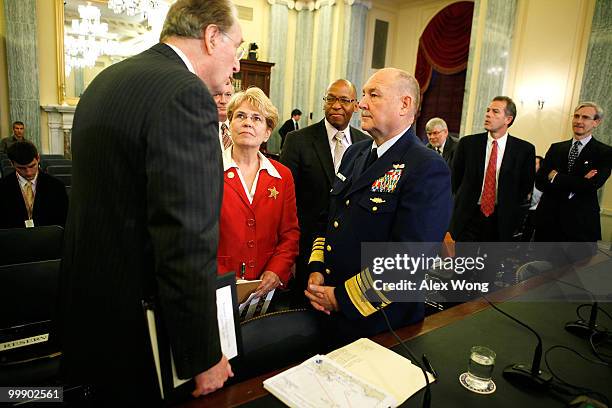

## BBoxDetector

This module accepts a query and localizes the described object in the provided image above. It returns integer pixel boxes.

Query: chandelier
[65,4,116,76]
[107,0,162,17]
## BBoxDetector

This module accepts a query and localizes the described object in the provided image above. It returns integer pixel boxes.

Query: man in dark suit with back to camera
[59,0,242,402]
[278,108,302,149]
[280,79,370,302]
[425,117,457,167]
[451,96,535,242]
[304,68,452,347]
[535,102,611,242]
[0,141,68,229]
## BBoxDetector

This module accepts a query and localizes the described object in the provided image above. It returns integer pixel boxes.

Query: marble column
[268,0,292,125]
[311,1,335,123]
[3,0,41,147]
[291,2,315,129]
[579,0,612,147]
[460,0,517,135]
[342,0,370,128]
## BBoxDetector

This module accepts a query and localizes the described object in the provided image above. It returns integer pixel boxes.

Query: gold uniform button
[325,268,331,275]
[372,206,378,212]
[326,245,332,252]
[345,199,350,206]
[333,221,339,228]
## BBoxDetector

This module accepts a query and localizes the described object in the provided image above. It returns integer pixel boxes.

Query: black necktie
[363,147,378,173]
[295,121,299,130]
[567,140,581,173]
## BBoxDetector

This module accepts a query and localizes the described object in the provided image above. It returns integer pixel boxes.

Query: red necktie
[480,140,498,217]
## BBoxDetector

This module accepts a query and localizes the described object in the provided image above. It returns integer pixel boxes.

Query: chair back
[229,308,321,382]
[0,226,64,266]
[46,165,72,175]
[0,259,62,386]
[54,174,72,186]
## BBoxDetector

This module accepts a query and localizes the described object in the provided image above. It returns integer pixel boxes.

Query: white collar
[164,43,196,74]
[573,135,592,145]
[324,119,351,145]
[371,125,411,158]
[222,147,282,179]
[487,132,508,148]
[16,170,38,189]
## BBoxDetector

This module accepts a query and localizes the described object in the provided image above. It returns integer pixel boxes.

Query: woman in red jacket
[218,87,299,297]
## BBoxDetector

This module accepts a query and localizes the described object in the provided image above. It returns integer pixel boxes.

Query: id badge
[25,219,35,228]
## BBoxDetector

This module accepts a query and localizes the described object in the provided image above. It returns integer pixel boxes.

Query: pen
[240,262,246,280]
[422,354,438,378]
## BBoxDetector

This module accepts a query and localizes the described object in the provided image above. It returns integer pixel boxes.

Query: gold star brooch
[268,186,279,199]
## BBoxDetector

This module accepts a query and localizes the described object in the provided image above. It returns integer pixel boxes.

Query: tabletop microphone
[483,296,552,389]
[554,278,605,339]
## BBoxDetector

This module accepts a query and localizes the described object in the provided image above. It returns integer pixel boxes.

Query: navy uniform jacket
[310,127,452,345]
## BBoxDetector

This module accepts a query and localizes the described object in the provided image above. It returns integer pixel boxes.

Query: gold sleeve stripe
[309,249,324,264]
[361,267,391,304]
[345,274,378,317]
[309,237,325,264]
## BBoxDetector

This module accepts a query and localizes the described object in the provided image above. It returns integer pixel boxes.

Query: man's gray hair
[575,101,604,120]
[395,69,420,114]
[425,117,448,132]
[160,0,236,41]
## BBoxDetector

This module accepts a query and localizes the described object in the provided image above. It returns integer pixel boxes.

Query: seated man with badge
[0,141,68,229]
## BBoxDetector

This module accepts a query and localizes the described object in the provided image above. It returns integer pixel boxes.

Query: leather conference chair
[0,226,64,266]
[228,308,322,383]
[0,260,61,387]
[46,165,72,176]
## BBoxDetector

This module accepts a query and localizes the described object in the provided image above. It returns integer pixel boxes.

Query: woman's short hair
[227,87,279,130]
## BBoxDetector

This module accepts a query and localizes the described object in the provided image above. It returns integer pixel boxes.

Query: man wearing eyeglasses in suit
[280,79,370,304]
[425,117,457,168]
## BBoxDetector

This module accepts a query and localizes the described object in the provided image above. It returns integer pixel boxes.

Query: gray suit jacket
[279,119,370,287]
[59,43,223,395]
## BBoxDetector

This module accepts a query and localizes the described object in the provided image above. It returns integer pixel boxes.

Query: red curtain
[415,1,474,95]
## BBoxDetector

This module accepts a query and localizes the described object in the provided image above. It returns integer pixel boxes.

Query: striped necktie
[221,123,232,150]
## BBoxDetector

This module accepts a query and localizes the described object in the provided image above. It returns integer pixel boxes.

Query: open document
[264,338,435,407]
[237,279,274,321]
[263,354,396,408]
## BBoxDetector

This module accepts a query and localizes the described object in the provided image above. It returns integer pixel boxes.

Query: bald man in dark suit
[280,79,370,301]
[58,0,242,401]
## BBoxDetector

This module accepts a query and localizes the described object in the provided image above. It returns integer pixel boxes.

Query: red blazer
[217,159,299,285]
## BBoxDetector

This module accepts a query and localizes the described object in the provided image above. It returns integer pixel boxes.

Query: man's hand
[305,283,339,315]
[308,272,325,286]
[584,169,597,179]
[192,355,234,398]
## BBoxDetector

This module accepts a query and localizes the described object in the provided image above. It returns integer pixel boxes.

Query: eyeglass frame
[221,31,246,60]
[323,95,356,106]
[233,111,267,126]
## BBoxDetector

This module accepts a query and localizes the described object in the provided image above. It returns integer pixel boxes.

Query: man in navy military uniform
[305,68,452,347]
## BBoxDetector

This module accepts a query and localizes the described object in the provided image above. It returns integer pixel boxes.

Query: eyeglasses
[221,31,246,60]
[234,111,266,125]
[323,96,355,106]
[426,130,445,136]
[573,114,595,121]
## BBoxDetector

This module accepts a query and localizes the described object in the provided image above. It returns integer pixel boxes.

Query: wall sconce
[537,99,545,110]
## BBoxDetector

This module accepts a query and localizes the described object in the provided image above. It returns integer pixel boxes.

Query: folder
[142,272,242,402]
